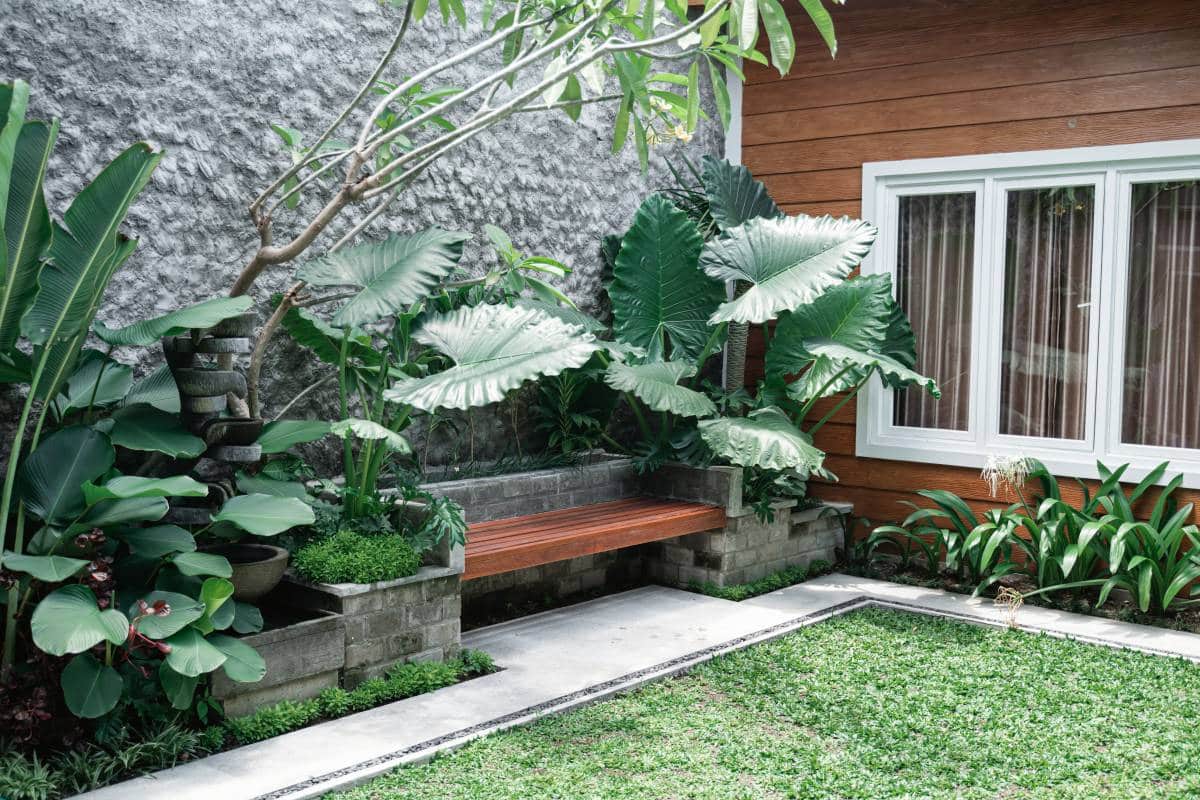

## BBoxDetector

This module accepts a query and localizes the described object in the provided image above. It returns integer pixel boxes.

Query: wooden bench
[463,497,727,580]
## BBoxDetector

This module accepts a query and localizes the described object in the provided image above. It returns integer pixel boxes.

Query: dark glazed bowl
[206,543,290,602]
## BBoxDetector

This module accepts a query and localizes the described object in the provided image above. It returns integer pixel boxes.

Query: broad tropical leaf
[297,227,470,327]
[164,627,226,678]
[766,274,892,401]
[604,361,716,418]
[211,494,315,537]
[235,472,310,501]
[94,296,253,346]
[0,80,30,226]
[384,303,600,411]
[1,116,56,351]
[117,525,196,558]
[330,417,411,453]
[52,349,133,417]
[279,305,381,367]
[61,653,123,718]
[801,339,940,399]
[514,298,604,332]
[159,663,199,711]
[81,475,209,506]
[17,425,115,523]
[609,194,722,361]
[74,497,168,530]
[0,553,89,582]
[122,364,181,412]
[876,295,920,389]
[257,419,331,454]
[698,406,825,472]
[31,585,129,655]
[130,591,205,640]
[172,552,233,578]
[21,143,161,345]
[700,155,781,231]
[105,405,205,457]
[209,633,267,683]
[703,215,877,324]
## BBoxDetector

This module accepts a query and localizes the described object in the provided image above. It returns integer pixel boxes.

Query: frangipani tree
[227,0,847,412]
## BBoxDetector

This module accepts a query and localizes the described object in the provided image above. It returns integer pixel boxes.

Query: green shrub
[224,700,321,745]
[689,563,811,602]
[0,752,58,800]
[317,686,353,718]
[457,648,497,678]
[292,530,421,584]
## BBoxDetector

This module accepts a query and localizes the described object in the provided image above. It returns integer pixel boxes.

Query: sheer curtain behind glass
[999,186,1095,440]
[1122,181,1200,449]
[893,193,975,430]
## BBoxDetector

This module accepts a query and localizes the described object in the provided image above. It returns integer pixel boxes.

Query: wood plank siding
[740,0,1200,528]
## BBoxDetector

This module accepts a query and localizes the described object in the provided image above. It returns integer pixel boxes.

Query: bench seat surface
[463,497,726,580]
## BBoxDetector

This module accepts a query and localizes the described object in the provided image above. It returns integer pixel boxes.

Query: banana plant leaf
[16,425,115,524]
[1,113,56,352]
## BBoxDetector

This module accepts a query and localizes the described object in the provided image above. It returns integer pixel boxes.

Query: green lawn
[334,609,1200,800]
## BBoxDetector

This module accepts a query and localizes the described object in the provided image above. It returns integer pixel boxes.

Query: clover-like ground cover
[334,609,1200,799]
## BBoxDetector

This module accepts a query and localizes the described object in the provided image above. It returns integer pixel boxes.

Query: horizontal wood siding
[741,0,1200,528]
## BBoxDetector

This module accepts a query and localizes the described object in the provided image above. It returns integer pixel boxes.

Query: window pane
[1121,180,1200,449]
[893,192,975,431]
[999,186,1095,440]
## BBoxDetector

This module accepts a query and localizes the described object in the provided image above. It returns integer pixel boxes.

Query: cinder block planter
[211,608,344,717]
[275,506,465,687]
[643,463,852,587]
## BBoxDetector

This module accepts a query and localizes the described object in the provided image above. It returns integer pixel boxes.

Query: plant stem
[337,331,356,490]
[806,381,864,436]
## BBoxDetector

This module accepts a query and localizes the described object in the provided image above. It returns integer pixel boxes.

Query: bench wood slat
[464,497,726,580]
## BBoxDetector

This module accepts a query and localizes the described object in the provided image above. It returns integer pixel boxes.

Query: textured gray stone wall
[1,0,722,464]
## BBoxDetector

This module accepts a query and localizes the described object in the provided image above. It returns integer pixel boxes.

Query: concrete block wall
[646,501,851,588]
[426,455,640,523]
[276,566,462,687]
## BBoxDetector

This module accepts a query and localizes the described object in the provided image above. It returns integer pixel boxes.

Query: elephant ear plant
[269,223,602,548]
[600,157,940,512]
[0,82,314,722]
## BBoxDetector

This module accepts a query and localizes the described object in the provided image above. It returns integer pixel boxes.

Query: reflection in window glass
[999,186,1094,440]
[1122,181,1200,449]
[893,193,975,431]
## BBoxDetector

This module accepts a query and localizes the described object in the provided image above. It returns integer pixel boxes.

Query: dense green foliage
[333,610,1200,800]
[687,559,829,602]
[863,459,1200,613]
[292,530,421,585]
[223,651,497,746]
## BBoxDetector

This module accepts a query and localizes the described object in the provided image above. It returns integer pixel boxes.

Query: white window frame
[858,138,1200,488]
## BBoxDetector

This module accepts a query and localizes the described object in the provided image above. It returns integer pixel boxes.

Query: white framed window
[858,139,1200,488]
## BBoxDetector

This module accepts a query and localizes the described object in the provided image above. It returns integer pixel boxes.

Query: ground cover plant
[686,558,829,601]
[332,608,1200,800]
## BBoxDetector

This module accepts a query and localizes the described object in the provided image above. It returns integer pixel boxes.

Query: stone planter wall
[211,609,344,717]
[425,453,639,523]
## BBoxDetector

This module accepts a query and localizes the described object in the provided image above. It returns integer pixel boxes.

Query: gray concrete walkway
[80,575,1200,800]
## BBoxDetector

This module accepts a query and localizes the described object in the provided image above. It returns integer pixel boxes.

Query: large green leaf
[700,156,781,231]
[21,143,160,346]
[159,662,199,711]
[31,585,129,655]
[604,361,716,418]
[0,552,89,582]
[297,227,470,327]
[106,405,205,457]
[384,303,601,411]
[330,417,411,453]
[0,80,30,228]
[279,305,381,367]
[208,633,267,683]
[117,525,196,558]
[609,194,722,361]
[876,295,920,389]
[94,295,254,346]
[211,494,315,537]
[129,590,205,640]
[801,339,941,399]
[171,552,233,579]
[164,627,227,678]
[703,215,877,325]
[74,497,168,530]
[53,349,133,416]
[82,475,209,506]
[766,274,892,402]
[1,117,56,352]
[698,407,826,472]
[123,363,181,412]
[17,425,115,524]
[61,653,124,719]
[192,577,235,634]
[256,419,331,454]
[235,472,310,501]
